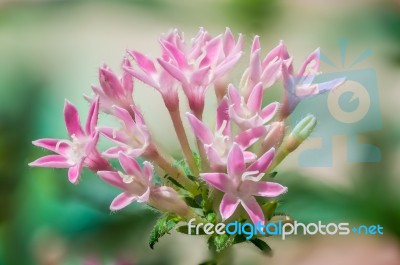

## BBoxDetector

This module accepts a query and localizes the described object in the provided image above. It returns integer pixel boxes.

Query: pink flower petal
[260,102,279,123]
[200,173,230,192]
[243,151,257,163]
[102,146,124,158]
[205,147,225,168]
[32,138,69,155]
[191,65,211,86]
[160,40,188,70]
[29,155,72,168]
[216,97,230,136]
[157,58,187,84]
[298,48,320,77]
[118,152,142,177]
[227,144,245,180]
[112,105,136,132]
[99,67,124,98]
[121,57,134,95]
[97,171,125,189]
[251,35,261,53]
[68,160,83,184]
[235,126,267,149]
[227,84,242,112]
[137,187,151,203]
[128,50,157,74]
[219,193,240,221]
[213,52,242,80]
[64,100,85,137]
[241,196,265,225]
[247,82,263,113]
[250,181,288,197]
[249,49,261,84]
[248,148,275,173]
[186,113,213,144]
[143,161,154,183]
[123,66,158,88]
[85,97,99,135]
[110,192,137,211]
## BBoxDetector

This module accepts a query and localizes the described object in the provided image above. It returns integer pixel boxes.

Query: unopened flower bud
[149,186,190,217]
[286,114,316,152]
[261,122,285,154]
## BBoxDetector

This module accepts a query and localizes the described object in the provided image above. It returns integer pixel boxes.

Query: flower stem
[169,108,199,176]
[193,111,209,171]
[147,145,198,195]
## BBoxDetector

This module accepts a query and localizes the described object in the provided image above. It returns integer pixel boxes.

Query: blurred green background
[1,0,400,264]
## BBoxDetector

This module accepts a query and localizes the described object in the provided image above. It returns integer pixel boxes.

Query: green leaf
[184,196,202,208]
[176,225,205,235]
[269,171,278,178]
[149,214,181,249]
[166,175,185,189]
[262,201,278,220]
[250,238,272,256]
[206,212,216,223]
[213,234,234,253]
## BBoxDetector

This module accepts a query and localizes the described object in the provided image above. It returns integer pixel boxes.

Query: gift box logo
[289,39,382,167]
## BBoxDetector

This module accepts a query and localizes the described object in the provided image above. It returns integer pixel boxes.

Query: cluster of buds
[30,28,344,251]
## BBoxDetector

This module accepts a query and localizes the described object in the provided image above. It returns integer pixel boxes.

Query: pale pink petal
[137,187,151,203]
[103,146,124,158]
[123,66,158,88]
[112,105,136,132]
[99,67,124,98]
[249,49,261,84]
[219,193,240,221]
[143,161,154,183]
[32,138,69,155]
[243,151,257,163]
[298,48,320,77]
[250,181,287,197]
[316,77,346,94]
[191,66,211,86]
[251,36,260,53]
[247,82,263,113]
[248,148,275,173]
[110,192,137,211]
[85,96,99,135]
[223,28,235,55]
[121,57,134,95]
[216,97,230,136]
[261,60,282,88]
[200,173,230,192]
[84,132,99,154]
[98,127,130,145]
[200,35,223,68]
[186,113,213,144]
[227,84,242,112]
[97,171,125,189]
[214,52,242,80]
[205,147,225,167]
[29,155,72,168]
[262,41,283,68]
[227,144,245,180]
[241,196,265,225]
[157,58,187,84]
[260,102,279,123]
[235,126,267,149]
[128,50,157,74]
[68,160,83,184]
[64,100,84,137]
[160,40,188,70]
[118,152,142,177]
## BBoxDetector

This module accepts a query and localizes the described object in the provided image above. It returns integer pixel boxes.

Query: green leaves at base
[149,213,181,249]
[208,234,234,253]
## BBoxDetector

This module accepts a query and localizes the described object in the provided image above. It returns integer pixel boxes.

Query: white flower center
[57,134,87,164]
[241,170,265,182]
[118,171,134,184]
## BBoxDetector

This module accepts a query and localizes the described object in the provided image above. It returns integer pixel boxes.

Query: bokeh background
[1,0,400,264]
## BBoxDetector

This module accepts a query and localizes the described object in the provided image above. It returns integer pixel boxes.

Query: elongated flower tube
[201,144,287,224]
[187,98,266,170]
[86,58,134,115]
[228,83,280,131]
[280,48,346,119]
[98,152,189,217]
[30,97,111,183]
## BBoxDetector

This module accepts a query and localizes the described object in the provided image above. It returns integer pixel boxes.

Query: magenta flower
[98,152,189,216]
[200,144,287,224]
[98,105,151,158]
[29,98,106,184]
[124,50,180,111]
[280,48,345,119]
[228,83,280,131]
[86,58,134,114]
[187,98,266,170]
[157,28,243,115]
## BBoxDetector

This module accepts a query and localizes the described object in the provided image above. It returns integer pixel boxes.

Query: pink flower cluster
[30,28,344,225]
